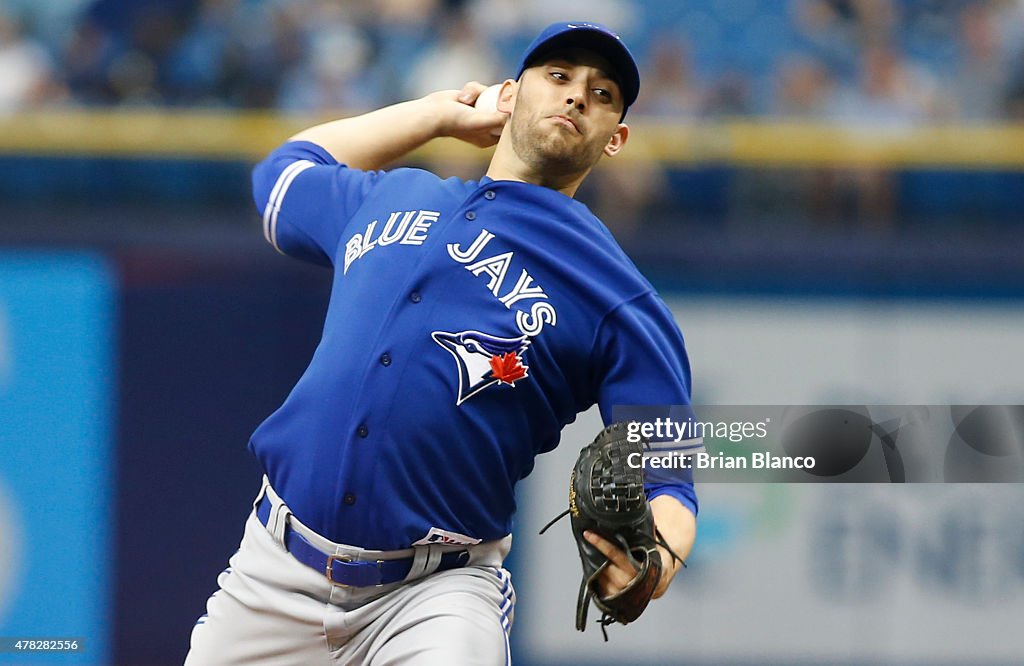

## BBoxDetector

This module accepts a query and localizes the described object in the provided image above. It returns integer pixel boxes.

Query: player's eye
[550,71,568,81]
[593,88,612,101]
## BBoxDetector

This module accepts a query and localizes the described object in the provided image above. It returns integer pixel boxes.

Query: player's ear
[496,79,517,114]
[604,123,629,157]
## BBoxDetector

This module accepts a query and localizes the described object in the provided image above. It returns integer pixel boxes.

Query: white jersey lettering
[466,252,514,296]
[447,229,494,263]
[343,233,363,274]
[516,301,557,336]
[401,210,439,245]
[499,269,548,308]
[378,210,413,246]
[343,209,438,273]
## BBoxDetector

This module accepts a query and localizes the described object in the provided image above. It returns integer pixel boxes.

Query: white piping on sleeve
[262,159,315,254]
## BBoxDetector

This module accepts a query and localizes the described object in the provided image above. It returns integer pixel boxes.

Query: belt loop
[260,477,291,547]
[405,545,431,582]
[270,505,290,547]
[253,475,270,511]
[423,545,445,577]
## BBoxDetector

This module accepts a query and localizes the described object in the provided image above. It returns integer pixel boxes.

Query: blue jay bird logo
[431,330,531,405]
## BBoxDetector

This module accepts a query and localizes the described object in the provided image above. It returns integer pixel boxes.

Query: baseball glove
[539,422,684,640]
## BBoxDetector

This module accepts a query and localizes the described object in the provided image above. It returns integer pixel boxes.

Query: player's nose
[565,85,587,112]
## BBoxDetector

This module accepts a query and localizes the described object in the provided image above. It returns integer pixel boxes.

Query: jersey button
[380,353,392,366]
[410,291,422,303]
[465,211,476,221]
[484,190,496,200]
[357,424,369,438]
[343,493,356,506]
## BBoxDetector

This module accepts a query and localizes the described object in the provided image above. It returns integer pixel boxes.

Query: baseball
[473,84,502,113]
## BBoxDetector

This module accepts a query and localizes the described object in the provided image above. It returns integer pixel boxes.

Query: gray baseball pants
[185,485,515,665]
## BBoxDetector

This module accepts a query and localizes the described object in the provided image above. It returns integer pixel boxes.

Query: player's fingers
[584,531,636,574]
[606,561,639,588]
[457,81,488,105]
[595,562,639,598]
[452,112,507,148]
[463,110,506,130]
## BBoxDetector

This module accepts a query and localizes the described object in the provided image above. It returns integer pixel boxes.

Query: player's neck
[485,149,587,198]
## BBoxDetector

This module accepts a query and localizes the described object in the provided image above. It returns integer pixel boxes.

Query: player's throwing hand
[426,81,508,148]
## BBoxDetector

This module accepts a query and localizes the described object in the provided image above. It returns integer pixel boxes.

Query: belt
[256,493,470,587]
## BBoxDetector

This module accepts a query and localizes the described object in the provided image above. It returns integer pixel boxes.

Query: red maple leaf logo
[489,352,527,385]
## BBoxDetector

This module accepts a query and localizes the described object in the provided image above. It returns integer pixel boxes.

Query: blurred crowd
[3,0,1024,121]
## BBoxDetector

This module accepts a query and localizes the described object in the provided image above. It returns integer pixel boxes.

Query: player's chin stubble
[509,110,605,178]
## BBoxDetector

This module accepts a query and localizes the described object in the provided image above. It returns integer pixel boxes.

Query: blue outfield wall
[113,249,330,664]
[0,253,116,664]
[1,156,1023,223]
[0,246,332,665]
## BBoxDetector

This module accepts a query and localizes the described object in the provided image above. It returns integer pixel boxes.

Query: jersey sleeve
[592,291,700,516]
[251,140,381,266]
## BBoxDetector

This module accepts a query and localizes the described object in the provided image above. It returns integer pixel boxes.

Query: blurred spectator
[991,0,1024,60]
[374,0,441,25]
[703,70,753,117]
[826,43,939,124]
[846,0,898,42]
[61,1,190,106]
[0,0,1015,123]
[633,34,703,118]
[1006,60,1024,119]
[62,16,120,104]
[522,0,636,33]
[277,0,378,112]
[995,0,1024,118]
[405,7,499,99]
[468,0,637,39]
[797,0,898,45]
[791,0,868,77]
[775,55,836,117]
[163,0,240,105]
[363,0,439,106]
[0,0,91,53]
[947,1,1008,120]
[0,9,63,112]
[217,2,305,108]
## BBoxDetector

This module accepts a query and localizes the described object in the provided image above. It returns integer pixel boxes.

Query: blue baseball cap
[516,21,641,117]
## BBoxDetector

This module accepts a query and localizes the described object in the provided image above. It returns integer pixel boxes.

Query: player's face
[507,49,629,174]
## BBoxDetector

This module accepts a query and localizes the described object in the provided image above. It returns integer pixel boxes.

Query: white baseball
[474,84,505,137]
[474,84,502,113]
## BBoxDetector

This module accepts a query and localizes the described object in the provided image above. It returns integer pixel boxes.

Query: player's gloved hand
[583,530,682,600]
[425,82,508,148]
[539,423,685,640]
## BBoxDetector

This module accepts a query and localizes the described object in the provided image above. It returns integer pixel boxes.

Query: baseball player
[186,21,700,665]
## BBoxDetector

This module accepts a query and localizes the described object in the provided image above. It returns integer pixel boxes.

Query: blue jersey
[249,141,700,550]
